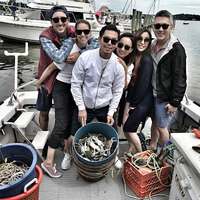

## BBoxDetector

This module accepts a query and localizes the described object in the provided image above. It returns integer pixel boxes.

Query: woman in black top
[123,29,153,154]
[114,32,135,127]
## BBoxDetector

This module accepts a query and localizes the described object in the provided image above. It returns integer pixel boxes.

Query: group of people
[36,5,187,178]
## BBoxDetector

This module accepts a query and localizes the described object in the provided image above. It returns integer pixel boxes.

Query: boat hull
[0,16,50,44]
[0,0,124,43]
[0,16,123,43]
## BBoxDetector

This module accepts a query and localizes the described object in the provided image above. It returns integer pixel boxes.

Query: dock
[119,9,154,33]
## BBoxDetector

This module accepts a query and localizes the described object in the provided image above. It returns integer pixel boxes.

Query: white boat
[183,21,189,25]
[1,43,200,199]
[0,0,124,43]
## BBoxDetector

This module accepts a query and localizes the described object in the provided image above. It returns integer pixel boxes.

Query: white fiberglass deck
[37,141,170,200]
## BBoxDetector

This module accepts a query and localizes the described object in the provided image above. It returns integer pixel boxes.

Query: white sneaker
[114,156,122,169]
[61,153,71,170]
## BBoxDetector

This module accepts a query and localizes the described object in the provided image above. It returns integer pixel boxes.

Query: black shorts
[35,85,52,111]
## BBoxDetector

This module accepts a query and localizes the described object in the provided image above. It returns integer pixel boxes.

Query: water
[0,42,39,102]
[173,20,200,104]
[0,20,200,104]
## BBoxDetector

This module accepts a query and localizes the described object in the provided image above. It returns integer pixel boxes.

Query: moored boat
[0,0,124,43]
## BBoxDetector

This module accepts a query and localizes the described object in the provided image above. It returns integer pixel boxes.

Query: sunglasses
[154,23,170,30]
[52,17,67,23]
[118,42,132,51]
[103,37,118,45]
[76,29,90,35]
[137,36,151,43]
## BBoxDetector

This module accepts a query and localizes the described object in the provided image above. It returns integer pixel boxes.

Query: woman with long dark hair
[123,29,153,154]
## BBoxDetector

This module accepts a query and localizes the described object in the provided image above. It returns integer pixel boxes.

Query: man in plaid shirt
[36,5,98,133]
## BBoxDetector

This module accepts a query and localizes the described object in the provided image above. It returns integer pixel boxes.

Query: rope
[111,150,173,199]
[0,160,29,186]
[111,156,126,179]
[121,166,170,200]
[0,149,7,166]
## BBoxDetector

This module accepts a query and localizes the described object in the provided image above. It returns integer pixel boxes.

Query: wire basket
[0,165,43,200]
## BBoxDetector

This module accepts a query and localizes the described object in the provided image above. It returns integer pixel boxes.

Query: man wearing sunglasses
[36,6,98,137]
[71,24,125,169]
[36,5,75,134]
[148,10,187,152]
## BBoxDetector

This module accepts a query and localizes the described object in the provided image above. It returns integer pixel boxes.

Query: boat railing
[0,3,12,15]
[184,93,191,105]
[3,120,44,161]
[15,79,37,92]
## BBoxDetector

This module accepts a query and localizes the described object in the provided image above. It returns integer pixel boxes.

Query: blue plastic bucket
[0,143,37,198]
[73,122,119,166]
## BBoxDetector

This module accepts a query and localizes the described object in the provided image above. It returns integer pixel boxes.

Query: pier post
[142,14,153,29]
[143,14,147,28]
[131,9,153,32]
[131,9,137,33]
[138,11,142,29]
[149,15,153,28]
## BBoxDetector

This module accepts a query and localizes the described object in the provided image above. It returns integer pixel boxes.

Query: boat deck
[37,141,170,200]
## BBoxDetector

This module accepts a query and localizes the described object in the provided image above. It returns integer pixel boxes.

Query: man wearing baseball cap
[36,5,76,177]
[37,5,99,178]
[36,4,75,130]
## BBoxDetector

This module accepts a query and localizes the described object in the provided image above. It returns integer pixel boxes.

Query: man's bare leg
[124,132,142,153]
[147,119,159,151]
[157,126,169,148]
[39,110,49,131]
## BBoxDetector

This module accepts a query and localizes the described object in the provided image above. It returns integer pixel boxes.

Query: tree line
[174,14,200,21]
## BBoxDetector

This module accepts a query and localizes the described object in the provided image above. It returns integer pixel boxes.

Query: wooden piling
[137,11,142,29]
[143,14,153,29]
[131,9,137,33]
[131,9,153,33]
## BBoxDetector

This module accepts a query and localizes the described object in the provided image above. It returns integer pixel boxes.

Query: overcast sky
[94,0,200,15]
[11,0,200,15]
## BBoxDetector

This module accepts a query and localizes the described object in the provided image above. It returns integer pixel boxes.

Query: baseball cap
[49,5,69,19]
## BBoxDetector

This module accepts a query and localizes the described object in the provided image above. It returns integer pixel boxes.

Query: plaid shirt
[40,36,99,64]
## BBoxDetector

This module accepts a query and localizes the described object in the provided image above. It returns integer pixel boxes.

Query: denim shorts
[35,85,52,111]
[154,98,173,127]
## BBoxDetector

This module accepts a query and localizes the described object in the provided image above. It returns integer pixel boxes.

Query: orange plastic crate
[123,152,169,199]
[0,165,43,200]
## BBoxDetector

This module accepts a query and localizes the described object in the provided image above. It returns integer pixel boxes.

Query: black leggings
[48,80,75,149]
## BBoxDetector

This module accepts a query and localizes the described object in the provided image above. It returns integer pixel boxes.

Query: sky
[4,0,200,15]
[94,0,200,15]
